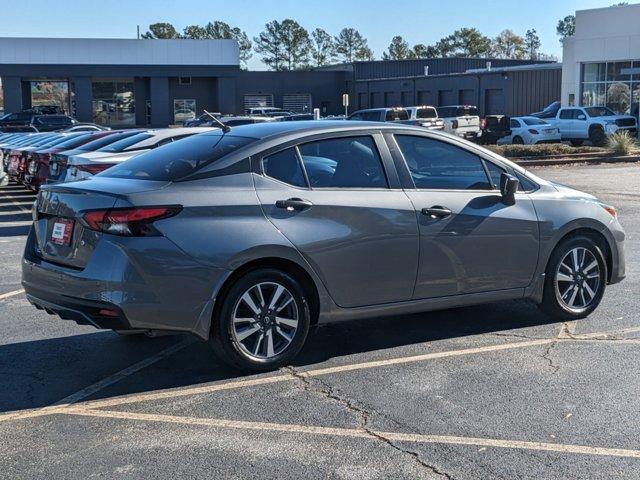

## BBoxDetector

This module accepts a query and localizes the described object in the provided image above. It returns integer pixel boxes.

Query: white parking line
[0,288,25,301]
[63,408,640,460]
[82,338,554,410]
[0,190,32,213]
[0,339,191,423]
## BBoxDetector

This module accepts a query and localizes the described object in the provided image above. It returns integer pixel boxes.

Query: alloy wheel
[231,281,299,360]
[555,247,601,311]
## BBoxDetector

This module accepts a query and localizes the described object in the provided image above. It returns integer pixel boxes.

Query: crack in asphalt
[284,366,455,480]
[541,341,561,375]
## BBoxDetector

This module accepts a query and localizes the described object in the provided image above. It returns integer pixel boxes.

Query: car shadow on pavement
[0,299,558,413]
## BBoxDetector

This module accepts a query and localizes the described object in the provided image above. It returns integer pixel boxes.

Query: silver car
[22,121,626,371]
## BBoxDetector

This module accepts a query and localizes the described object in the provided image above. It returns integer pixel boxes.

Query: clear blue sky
[1,0,628,69]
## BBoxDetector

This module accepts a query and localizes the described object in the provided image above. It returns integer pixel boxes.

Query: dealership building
[562,3,640,119]
[0,37,560,127]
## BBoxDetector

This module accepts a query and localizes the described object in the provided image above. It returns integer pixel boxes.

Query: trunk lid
[34,177,168,268]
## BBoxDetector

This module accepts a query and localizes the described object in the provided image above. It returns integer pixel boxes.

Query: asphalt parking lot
[1,163,639,479]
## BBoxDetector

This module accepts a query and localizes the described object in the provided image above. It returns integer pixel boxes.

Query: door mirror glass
[500,172,519,204]
[577,114,586,120]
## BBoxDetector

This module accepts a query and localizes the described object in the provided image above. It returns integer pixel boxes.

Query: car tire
[209,268,311,372]
[512,136,524,145]
[589,126,606,147]
[570,139,584,147]
[540,235,607,319]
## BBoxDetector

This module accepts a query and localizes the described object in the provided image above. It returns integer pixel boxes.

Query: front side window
[262,148,307,188]
[298,136,388,189]
[395,135,492,190]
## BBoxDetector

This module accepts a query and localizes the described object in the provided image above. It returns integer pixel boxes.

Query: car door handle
[275,198,313,211]
[421,206,452,218]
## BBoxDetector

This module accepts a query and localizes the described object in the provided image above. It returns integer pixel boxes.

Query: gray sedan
[22,121,626,371]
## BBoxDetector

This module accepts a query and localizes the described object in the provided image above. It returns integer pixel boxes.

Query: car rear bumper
[21,227,231,339]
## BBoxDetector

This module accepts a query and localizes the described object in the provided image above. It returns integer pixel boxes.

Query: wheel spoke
[275,325,293,343]
[253,332,265,356]
[241,292,261,315]
[268,285,285,310]
[583,281,596,301]
[276,316,298,328]
[233,317,254,324]
[567,286,579,307]
[559,261,573,274]
[276,295,294,313]
[586,272,600,279]
[255,284,266,308]
[557,272,573,282]
[236,324,260,342]
[583,260,598,273]
[265,329,275,357]
[572,249,580,270]
[579,288,587,307]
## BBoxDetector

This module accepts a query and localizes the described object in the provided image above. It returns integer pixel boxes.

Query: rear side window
[99,134,256,181]
[395,135,491,190]
[510,119,521,128]
[362,111,381,121]
[522,117,547,126]
[77,132,139,151]
[262,148,307,188]
[298,136,388,189]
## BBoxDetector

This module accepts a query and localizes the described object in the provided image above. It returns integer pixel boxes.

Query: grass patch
[606,131,638,156]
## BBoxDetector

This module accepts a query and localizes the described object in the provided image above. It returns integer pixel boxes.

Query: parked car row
[0,127,214,191]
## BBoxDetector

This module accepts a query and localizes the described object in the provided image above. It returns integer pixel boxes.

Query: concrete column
[217,76,236,115]
[72,76,93,122]
[2,76,23,112]
[133,77,149,126]
[149,77,170,127]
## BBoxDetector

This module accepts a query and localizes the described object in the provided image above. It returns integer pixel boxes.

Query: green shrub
[606,131,637,156]
[486,144,604,158]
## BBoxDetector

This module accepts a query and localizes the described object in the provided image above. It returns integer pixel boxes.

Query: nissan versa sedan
[22,121,625,371]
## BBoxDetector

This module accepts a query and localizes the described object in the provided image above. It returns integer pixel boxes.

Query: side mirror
[500,172,519,205]
[577,114,586,120]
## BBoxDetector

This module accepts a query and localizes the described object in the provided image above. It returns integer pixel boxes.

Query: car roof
[197,120,439,142]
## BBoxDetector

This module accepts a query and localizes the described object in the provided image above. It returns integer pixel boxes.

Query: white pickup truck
[548,106,637,146]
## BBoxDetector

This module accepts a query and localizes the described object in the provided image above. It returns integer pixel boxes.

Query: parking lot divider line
[52,339,192,407]
[62,408,640,459]
[0,288,25,301]
[0,191,32,213]
[81,338,554,410]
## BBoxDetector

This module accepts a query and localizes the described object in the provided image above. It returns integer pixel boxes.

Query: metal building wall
[507,68,562,116]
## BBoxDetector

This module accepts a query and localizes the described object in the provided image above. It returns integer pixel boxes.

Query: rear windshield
[97,132,153,153]
[416,108,438,119]
[385,109,409,121]
[49,133,94,149]
[99,134,256,181]
[457,106,479,117]
[77,131,140,151]
[522,117,548,126]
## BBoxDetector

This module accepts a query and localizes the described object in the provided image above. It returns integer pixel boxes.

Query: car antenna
[204,110,231,133]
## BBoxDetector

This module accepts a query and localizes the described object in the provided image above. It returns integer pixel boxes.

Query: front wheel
[540,236,607,319]
[210,269,311,372]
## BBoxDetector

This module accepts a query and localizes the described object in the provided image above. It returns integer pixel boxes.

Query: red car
[23,131,116,190]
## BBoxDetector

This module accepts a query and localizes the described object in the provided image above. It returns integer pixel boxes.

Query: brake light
[81,206,182,236]
[480,118,487,130]
[528,129,539,135]
[452,120,459,129]
[76,163,116,174]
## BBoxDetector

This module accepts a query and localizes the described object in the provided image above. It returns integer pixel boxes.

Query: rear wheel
[512,136,524,145]
[570,139,584,147]
[540,236,607,319]
[209,269,310,372]
[589,126,606,146]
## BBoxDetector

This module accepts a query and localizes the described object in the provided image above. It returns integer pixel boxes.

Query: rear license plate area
[51,218,74,246]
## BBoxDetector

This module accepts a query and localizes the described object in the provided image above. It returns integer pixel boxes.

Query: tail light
[18,156,27,172]
[28,160,37,175]
[76,163,116,175]
[528,129,539,135]
[452,120,459,129]
[480,118,487,130]
[81,206,182,236]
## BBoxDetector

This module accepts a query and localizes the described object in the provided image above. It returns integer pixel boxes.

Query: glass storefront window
[633,84,640,119]
[173,99,196,124]
[606,82,631,114]
[92,79,135,127]
[30,80,70,114]
[583,63,606,82]
[0,78,3,115]
[606,62,632,82]
[582,83,605,107]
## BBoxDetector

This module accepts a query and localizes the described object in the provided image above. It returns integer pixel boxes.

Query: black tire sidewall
[542,236,607,319]
[512,136,524,145]
[211,268,310,371]
[590,127,605,146]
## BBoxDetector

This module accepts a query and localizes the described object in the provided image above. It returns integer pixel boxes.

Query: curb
[513,155,640,167]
